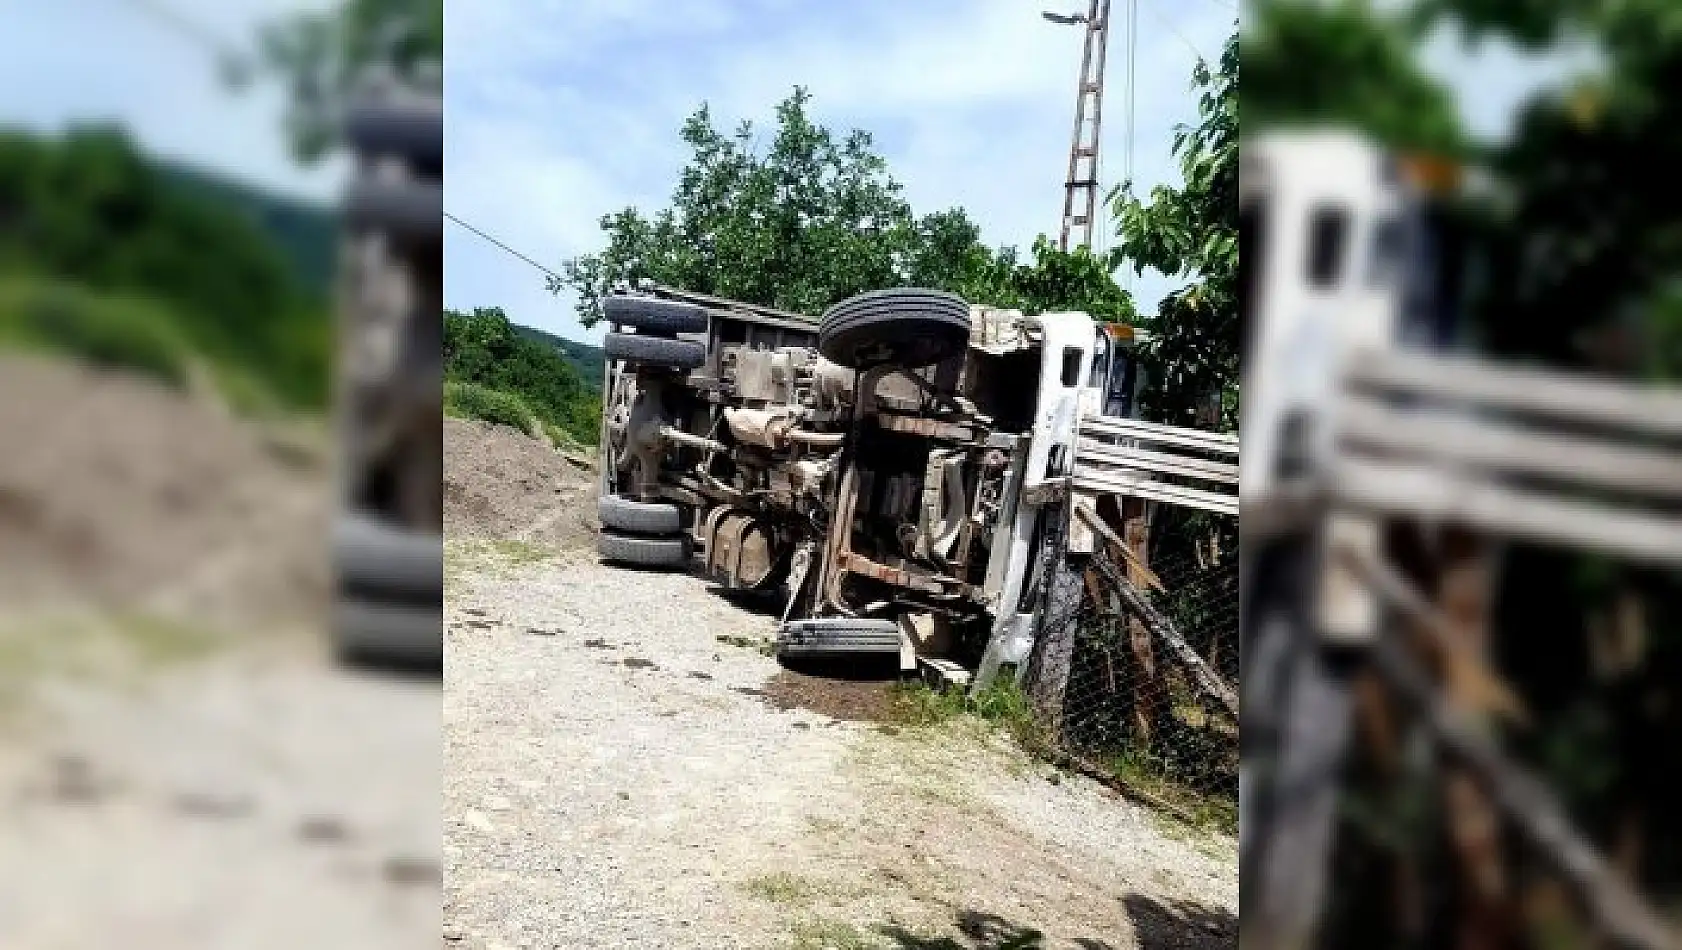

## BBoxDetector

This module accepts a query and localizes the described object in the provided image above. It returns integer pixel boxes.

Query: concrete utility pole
[1046,0,1113,252]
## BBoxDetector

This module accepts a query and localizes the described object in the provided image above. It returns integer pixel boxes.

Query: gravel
[445,548,1238,949]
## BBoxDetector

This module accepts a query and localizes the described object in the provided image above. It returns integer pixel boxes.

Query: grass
[0,609,221,716]
[888,679,1040,746]
[744,872,819,907]
[445,380,536,434]
[445,538,561,595]
[1109,744,1239,836]
[0,278,192,388]
[786,919,877,950]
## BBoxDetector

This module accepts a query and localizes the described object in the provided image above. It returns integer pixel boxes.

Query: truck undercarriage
[594,281,1199,689]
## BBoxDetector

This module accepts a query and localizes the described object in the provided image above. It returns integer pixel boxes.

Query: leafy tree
[959,237,1137,325]
[1245,0,1467,155]
[1111,32,1239,430]
[557,88,1018,326]
[247,0,442,163]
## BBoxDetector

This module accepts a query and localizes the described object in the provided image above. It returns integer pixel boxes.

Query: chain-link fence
[1032,508,1239,827]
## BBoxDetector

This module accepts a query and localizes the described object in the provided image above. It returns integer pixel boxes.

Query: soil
[443,416,598,546]
[0,353,330,633]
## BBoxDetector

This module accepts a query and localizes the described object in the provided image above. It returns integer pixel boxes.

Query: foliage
[1244,0,1468,156]
[557,88,1034,326]
[155,162,338,300]
[1111,32,1240,429]
[959,236,1137,325]
[0,278,192,387]
[444,380,535,434]
[247,0,443,163]
[513,324,605,391]
[0,126,329,409]
[443,306,600,444]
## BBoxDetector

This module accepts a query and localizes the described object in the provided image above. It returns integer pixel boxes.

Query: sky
[444,0,1238,345]
[0,0,1588,349]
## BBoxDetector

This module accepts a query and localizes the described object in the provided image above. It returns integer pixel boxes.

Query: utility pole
[1046,0,1112,252]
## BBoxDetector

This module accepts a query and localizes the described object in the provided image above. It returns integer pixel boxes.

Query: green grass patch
[1110,744,1238,835]
[0,278,192,387]
[889,679,1040,744]
[786,919,876,950]
[743,872,817,907]
[445,380,536,433]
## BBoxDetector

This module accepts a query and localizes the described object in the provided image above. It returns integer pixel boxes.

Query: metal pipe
[659,425,728,454]
[785,429,845,447]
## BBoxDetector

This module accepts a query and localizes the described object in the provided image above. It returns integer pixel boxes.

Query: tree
[246,0,442,163]
[561,88,1019,325]
[1111,32,1239,430]
[1245,0,1467,156]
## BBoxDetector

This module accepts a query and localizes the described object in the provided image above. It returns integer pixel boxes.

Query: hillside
[157,161,337,301]
[0,125,330,410]
[514,324,604,392]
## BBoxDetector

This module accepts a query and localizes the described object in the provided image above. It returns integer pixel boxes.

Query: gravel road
[444,544,1238,950]
[0,630,441,949]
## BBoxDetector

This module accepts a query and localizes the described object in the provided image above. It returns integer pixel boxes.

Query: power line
[445,212,566,283]
[113,0,239,60]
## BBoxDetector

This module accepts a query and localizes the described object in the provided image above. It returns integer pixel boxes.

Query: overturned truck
[594,282,1236,690]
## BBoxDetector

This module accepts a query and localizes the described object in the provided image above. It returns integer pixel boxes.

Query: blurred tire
[344,99,443,173]
[335,512,442,599]
[345,176,443,245]
[333,596,442,673]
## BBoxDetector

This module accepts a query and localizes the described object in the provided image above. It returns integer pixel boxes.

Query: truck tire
[598,494,684,535]
[344,98,443,173]
[598,530,691,568]
[602,296,708,335]
[345,176,443,245]
[604,332,706,370]
[818,288,971,369]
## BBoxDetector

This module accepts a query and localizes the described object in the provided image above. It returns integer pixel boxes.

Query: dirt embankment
[0,353,330,633]
[443,416,599,547]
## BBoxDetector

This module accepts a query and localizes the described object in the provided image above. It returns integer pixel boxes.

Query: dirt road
[444,542,1238,949]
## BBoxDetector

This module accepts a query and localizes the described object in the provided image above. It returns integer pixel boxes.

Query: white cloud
[445,0,1236,343]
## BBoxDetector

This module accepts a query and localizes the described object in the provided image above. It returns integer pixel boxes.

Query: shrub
[0,278,190,387]
[445,380,534,433]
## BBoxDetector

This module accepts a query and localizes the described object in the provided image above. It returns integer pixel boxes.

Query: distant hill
[156,161,337,302]
[514,324,604,392]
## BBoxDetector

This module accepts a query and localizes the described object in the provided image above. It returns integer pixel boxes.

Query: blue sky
[1,0,1588,348]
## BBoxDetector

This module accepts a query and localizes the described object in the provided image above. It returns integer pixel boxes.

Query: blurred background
[1243,1,1682,948]
[0,1,442,947]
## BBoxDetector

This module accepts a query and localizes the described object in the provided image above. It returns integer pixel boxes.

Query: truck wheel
[602,296,708,335]
[344,175,443,246]
[598,494,684,535]
[598,530,691,568]
[818,288,971,369]
[604,332,706,370]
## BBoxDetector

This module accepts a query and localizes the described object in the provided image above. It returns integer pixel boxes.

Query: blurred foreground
[1243,2,1682,948]
[1,0,441,944]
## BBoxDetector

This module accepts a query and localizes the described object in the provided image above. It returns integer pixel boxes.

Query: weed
[787,918,876,950]
[743,872,816,907]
